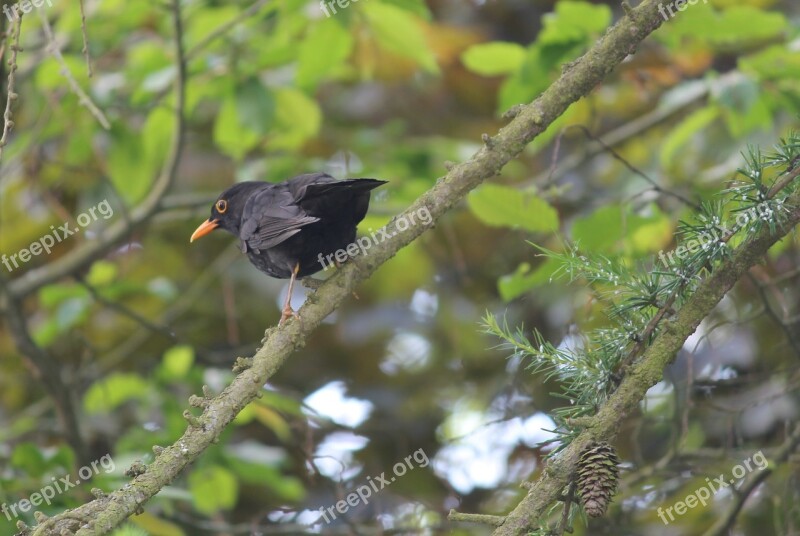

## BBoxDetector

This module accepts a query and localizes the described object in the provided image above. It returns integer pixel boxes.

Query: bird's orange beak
[190,218,219,243]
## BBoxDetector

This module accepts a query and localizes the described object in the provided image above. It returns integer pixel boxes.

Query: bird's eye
[215,200,227,214]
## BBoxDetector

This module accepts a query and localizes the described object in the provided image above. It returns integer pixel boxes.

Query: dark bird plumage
[190,173,386,323]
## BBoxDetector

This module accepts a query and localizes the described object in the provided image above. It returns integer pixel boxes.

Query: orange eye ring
[215,199,227,214]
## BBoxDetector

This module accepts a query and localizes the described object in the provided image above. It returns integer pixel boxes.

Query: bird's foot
[279,306,302,327]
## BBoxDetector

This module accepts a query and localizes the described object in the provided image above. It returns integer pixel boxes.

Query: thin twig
[8,2,188,299]
[185,0,270,61]
[0,11,22,161]
[448,510,505,526]
[22,2,688,533]
[746,270,800,358]
[617,164,800,374]
[38,8,109,129]
[556,482,576,535]
[78,0,93,77]
[570,124,701,210]
[0,274,89,466]
[702,423,800,536]
[94,247,239,376]
[76,277,178,341]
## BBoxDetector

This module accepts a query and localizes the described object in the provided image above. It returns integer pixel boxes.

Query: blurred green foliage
[1,0,799,534]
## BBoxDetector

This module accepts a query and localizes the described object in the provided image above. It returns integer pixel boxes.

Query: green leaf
[362,2,439,73]
[461,42,526,77]
[235,78,275,135]
[538,1,611,45]
[226,456,306,501]
[83,373,150,414]
[627,206,673,256]
[39,283,89,309]
[380,0,432,20]
[112,524,157,536]
[573,204,674,255]
[572,205,625,251]
[106,105,172,204]
[498,258,562,302]
[107,126,150,204]
[11,442,47,477]
[87,260,118,287]
[659,4,787,50]
[659,106,719,168]
[267,88,322,150]
[468,184,559,232]
[35,56,88,91]
[189,466,239,514]
[714,76,772,137]
[260,390,304,417]
[129,515,185,536]
[160,345,195,380]
[186,6,242,52]
[213,93,262,160]
[740,45,800,81]
[143,106,174,176]
[297,18,354,90]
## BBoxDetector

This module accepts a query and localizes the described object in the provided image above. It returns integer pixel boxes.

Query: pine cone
[576,441,620,517]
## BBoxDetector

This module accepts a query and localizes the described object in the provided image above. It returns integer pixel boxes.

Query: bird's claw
[279,307,302,327]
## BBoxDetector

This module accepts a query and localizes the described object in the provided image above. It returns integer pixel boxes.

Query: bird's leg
[279,263,302,326]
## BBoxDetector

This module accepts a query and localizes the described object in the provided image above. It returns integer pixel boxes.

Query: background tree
[0,0,799,535]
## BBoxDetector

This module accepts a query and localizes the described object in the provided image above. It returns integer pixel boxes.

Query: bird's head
[189,182,264,242]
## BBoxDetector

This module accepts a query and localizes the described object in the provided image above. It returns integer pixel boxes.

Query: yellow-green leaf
[461,42,526,77]
[189,466,239,515]
[84,373,150,414]
[267,88,322,150]
[362,2,439,74]
[161,345,194,379]
[468,184,559,232]
[297,18,354,89]
[130,513,186,536]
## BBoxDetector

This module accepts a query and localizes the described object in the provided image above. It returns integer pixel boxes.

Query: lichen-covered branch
[486,187,800,536]
[27,1,669,534]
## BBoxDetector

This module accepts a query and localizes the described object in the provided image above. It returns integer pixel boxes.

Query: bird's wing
[293,177,387,220]
[239,186,319,251]
[286,172,338,199]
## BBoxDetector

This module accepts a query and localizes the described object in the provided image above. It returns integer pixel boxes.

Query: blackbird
[190,173,386,324]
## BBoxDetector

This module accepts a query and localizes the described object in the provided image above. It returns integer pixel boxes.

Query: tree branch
[1,280,89,467]
[488,189,800,535]
[0,10,22,161]
[27,1,670,534]
[5,0,187,300]
[701,423,800,536]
